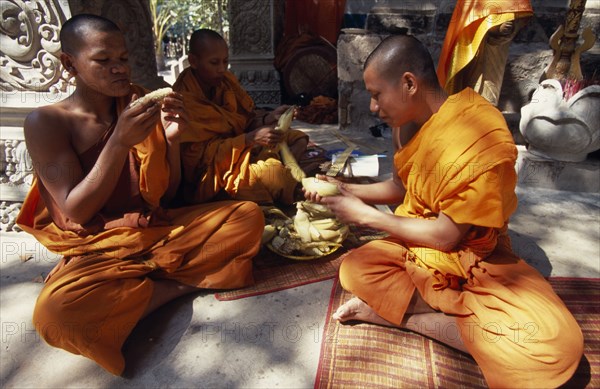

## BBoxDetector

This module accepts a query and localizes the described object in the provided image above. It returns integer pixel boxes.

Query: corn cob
[130,87,173,108]
[274,106,306,182]
[302,177,340,196]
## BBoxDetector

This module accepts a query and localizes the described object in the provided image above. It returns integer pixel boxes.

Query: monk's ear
[402,72,418,96]
[60,52,77,76]
[188,53,198,69]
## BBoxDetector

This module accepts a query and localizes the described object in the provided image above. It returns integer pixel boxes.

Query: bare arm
[320,186,471,251]
[24,99,161,225]
[305,174,407,205]
[337,176,406,205]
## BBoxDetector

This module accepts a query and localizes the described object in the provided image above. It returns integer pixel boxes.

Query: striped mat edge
[315,277,600,389]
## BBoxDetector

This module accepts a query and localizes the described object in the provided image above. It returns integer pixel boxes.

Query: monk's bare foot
[332,296,396,327]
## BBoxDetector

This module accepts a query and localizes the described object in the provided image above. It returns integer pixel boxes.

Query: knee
[553,317,584,369]
[234,201,264,237]
[338,252,366,293]
[32,287,68,347]
[230,200,261,220]
[237,200,262,218]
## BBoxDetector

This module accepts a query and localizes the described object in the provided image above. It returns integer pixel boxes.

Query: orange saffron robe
[338,89,583,388]
[436,0,533,93]
[173,68,308,204]
[16,85,263,375]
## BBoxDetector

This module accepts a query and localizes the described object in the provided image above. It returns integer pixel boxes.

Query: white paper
[332,154,380,177]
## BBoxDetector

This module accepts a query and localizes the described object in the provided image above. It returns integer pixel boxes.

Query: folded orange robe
[339,89,583,388]
[16,85,263,375]
[173,68,308,204]
[437,0,533,93]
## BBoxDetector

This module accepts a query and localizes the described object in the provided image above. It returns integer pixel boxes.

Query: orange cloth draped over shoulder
[16,84,263,375]
[436,0,533,92]
[173,67,307,204]
[338,89,583,388]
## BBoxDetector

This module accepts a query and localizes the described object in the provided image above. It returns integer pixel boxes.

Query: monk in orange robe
[437,0,533,105]
[16,15,263,375]
[305,35,583,388]
[173,29,309,205]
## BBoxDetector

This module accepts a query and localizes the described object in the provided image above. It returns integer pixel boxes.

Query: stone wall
[337,0,600,136]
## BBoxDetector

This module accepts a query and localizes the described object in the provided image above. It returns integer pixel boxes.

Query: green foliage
[149,0,229,53]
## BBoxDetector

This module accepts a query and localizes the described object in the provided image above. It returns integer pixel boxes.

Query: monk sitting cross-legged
[304,35,583,388]
[172,29,309,206]
[17,14,263,376]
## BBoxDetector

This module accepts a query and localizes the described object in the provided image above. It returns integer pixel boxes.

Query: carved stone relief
[0,0,73,93]
[228,0,283,106]
[0,139,33,232]
[229,0,272,57]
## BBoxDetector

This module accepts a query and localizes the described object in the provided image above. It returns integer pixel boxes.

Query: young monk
[16,14,263,376]
[304,35,583,388]
[172,29,309,205]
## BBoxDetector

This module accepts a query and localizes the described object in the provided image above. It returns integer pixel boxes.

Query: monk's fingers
[162,114,187,124]
[161,94,184,109]
[270,132,285,143]
[145,102,162,117]
[135,108,161,133]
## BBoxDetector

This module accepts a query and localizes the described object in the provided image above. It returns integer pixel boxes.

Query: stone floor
[1,122,599,388]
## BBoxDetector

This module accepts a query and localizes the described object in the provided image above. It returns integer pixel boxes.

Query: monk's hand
[250,126,285,148]
[268,104,297,125]
[320,185,369,225]
[303,174,342,203]
[114,93,162,147]
[160,92,187,142]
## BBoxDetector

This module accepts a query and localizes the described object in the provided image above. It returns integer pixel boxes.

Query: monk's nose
[369,99,379,113]
[112,63,127,74]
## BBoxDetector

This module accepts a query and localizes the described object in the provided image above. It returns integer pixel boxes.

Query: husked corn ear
[317,229,342,242]
[273,105,305,182]
[302,177,340,196]
[275,105,295,132]
[261,225,277,245]
[299,201,335,218]
[309,224,322,241]
[262,200,349,258]
[310,218,338,230]
[130,87,173,108]
[280,143,306,182]
[293,208,312,243]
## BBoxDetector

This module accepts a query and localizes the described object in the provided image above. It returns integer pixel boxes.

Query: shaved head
[189,29,226,55]
[364,35,439,88]
[60,14,120,55]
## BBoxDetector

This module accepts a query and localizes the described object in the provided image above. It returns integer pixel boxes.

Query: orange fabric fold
[338,89,583,387]
[436,0,533,91]
[173,68,255,143]
[173,67,307,204]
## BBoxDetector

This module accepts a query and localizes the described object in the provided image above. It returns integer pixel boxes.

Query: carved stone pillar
[228,0,283,107]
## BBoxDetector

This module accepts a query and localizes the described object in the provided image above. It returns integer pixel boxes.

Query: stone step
[516,145,600,193]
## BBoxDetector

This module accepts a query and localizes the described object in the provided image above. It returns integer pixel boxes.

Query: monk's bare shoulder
[23,103,77,165]
[24,103,72,143]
